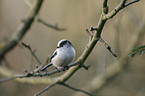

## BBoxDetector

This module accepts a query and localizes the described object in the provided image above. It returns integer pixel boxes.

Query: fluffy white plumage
[41,39,75,71]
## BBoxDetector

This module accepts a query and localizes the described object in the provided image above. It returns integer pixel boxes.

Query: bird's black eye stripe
[59,41,67,47]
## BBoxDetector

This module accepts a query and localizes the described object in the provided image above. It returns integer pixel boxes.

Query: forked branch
[0,0,140,96]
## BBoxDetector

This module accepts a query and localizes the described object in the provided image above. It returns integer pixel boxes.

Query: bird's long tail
[41,63,53,71]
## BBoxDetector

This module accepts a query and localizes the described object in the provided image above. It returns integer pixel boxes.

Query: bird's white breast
[51,47,75,68]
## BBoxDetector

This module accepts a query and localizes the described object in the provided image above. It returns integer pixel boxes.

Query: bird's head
[57,39,73,48]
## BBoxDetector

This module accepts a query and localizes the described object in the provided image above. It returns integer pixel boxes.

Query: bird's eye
[60,44,63,47]
[59,41,67,48]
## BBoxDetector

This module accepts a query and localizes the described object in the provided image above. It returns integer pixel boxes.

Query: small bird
[41,39,76,71]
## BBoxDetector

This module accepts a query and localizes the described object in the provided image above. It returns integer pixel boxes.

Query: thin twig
[0,0,44,59]
[125,0,140,7]
[102,0,140,19]
[103,0,109,14]
[0,1,140,96]
[99,38,117,57]
[86,28,93,37]
[73,20,145,96]
[62,83,97,96]
[22,42,42,65]
[90,27,98,31]
[37,17,66,31]
[35,82,58,96]
[22,42,49,72]
[120,0,127,6]
[86,28,93,41]
[103,0,108,8]
[0,74,28,83]
[24,1,66,31]
[82,65,91,70]
[0,61,80,83]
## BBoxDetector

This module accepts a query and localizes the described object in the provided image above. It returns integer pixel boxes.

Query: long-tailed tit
[41,39,76,71]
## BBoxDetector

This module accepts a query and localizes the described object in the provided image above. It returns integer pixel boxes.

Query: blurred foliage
[129,45,145,57]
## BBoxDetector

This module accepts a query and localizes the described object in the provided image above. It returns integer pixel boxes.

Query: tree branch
[0,0,44,60]
[99,38,117,57]
[0,0,141,95]
[0,0,140,85]
[0,64,58,84]
[62,83,97,96]
[35,82,58,96]
[102,0,140,19]
[37,17,66,31]
[125,0,140,7]
[73,17,145,96]
[103,0,109,14]
[0,61,80,83]
[22,42,42,65]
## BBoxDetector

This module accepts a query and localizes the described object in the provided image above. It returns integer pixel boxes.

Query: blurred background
[0,0,145,96]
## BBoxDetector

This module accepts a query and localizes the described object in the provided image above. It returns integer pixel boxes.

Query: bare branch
[2,17,144,84]
[0,0,140,85]
[0,1,141,95]
[120,0,127,6]
[35,82,58,96]
[22,42,42,65]
[86,28,93,41]
[37,17,66,31]
[125,0,140,7]
[0,0,44,60]
[99,38,117,57]
[0,61,80,83]
[86,29,93,37]
[103,0,109,14]
[81,65,91,70]
[0,75,24,83]
[102,0,140,19]
[62,83,97,96]
[73,19,145,96]
[103,0,108,8]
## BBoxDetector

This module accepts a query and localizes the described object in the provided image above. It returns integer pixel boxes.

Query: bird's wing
[50,50,57,62]
[41,50,57,71]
